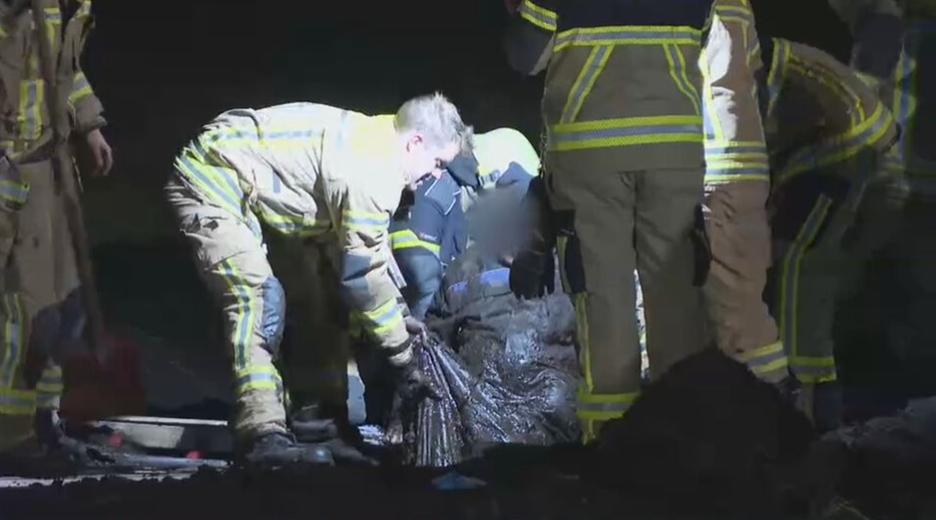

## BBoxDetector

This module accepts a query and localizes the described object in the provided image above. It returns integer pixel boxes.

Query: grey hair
[395,92,474,152]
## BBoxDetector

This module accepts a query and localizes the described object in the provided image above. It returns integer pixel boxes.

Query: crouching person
[165,94,470,466]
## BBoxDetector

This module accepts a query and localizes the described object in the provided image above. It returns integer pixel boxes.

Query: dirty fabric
[401,254,580,467]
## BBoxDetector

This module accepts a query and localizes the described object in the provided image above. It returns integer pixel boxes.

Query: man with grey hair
[165,93,467,467]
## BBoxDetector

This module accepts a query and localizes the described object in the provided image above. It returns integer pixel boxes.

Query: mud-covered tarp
[400,252,581,467]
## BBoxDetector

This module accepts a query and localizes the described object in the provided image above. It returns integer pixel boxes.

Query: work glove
[510,248,555,299]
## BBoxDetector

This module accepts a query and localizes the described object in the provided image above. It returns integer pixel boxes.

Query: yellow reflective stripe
[0,387,37,415]
[234,365,282,395]
[735,340,783,363]
[556,236,571,294]
[519,0,557,32]
[777,103,894,182]
[578,389,638,405]
[550,116,703,151]
[664,43,701,117]
[390,229,441,255]
[577,410,629,421]
[361,298,404,337]
[560,45,613,124]
[69,72,93,104]
[174,146,244,215]
[1,293,26,388]
[787,61,864,127]
[554,26,702,52]
[256,206,330,237]
[779,196,832,363]
[343,209,390,232]
[217,258,259,370]
[36,366,64,394]
[16,80,43,142]
[766,38,791,119]
[0,24,7,40]
[574,293,593,393]
[0,179,29,208]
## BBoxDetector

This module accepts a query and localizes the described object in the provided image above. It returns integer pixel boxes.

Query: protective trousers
[702,181,787,383]
[0,159,80,451]
[768,164,875,386]
[548,164,708,442]
[166,175,292,442]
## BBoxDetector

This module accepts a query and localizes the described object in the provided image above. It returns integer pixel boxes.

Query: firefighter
[699,0,789,385]
[0,0,113,453]
[165,94,469,465]
[389,127,539,319]
[827,0,936,399]
[505,0,757,441]
[760,37,898,430]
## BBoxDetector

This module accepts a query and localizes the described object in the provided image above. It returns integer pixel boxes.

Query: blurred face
[401,132,461,190]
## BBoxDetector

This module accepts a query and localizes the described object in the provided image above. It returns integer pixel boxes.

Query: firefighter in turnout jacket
[761,37,898,430]
[0,0,113,452]
[505,0,756,441]
[165,94,469,465]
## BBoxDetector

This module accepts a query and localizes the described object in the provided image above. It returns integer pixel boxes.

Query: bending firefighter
[506,0,753,441]
[165,95,469,465]
[0,0,113,453]
[760,37,898,430]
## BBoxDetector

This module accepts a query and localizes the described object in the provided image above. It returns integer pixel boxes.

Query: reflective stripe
[0,387,36,416]
[35,366,64,395]
[519,0,557,32]
[559,45,613,124]
[577,387,639,420]
[361,298,404,337]
[234,365,283,395]
[787,61,864,126]
[217,258,259,370]
[574,293,593,393]
[779,196,832,371]
[1,294,26,388]
[704,142,770,183]
[343,210,390,232]
[174,150,244,216]
[790,357,837,384]
[554,26,702,52]
[736,341,789,377]
[777,103,895,183]
[556,236,571,294]
[16,80,43,143]
[256,205,330,237]
[549,116,703,151]
[663,43,701,117]
[766,38,791,119]
[68,71,93,105]
[0,180,29,208]
[390,229,441,255]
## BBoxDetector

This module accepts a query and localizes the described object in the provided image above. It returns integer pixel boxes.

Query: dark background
[80,0,852,246]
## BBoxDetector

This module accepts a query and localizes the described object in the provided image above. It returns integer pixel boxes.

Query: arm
[389,194,448,320]
[334,184,412,366]
[503,0,557,76]
[701,1,770,183]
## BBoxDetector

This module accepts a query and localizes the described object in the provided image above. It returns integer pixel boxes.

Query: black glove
[510,249,555,299]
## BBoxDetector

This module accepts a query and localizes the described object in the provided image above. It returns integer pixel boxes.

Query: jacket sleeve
[700,0,770,184]
[332,181,412,366]
[389,193,447,320]
[68,70,105,135]
[504,0,557,76]
[67,1,105,135]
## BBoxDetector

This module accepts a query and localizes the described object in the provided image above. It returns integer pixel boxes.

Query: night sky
[78,0,851,246]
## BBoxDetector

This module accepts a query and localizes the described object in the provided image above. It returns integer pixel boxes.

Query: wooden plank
[89,416,233,454]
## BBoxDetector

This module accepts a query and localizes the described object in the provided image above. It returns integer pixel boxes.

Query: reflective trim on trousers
[789,356,837,384]
[0,293,26,388]
[216,258,260,370]
[779,196,835,382]
[235,365,283,396]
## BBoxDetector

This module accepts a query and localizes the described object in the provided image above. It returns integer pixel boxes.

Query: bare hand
[82,128,113,177]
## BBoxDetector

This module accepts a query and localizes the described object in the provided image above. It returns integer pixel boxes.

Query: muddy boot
[290,404,340,443]
[241,432,334,467]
